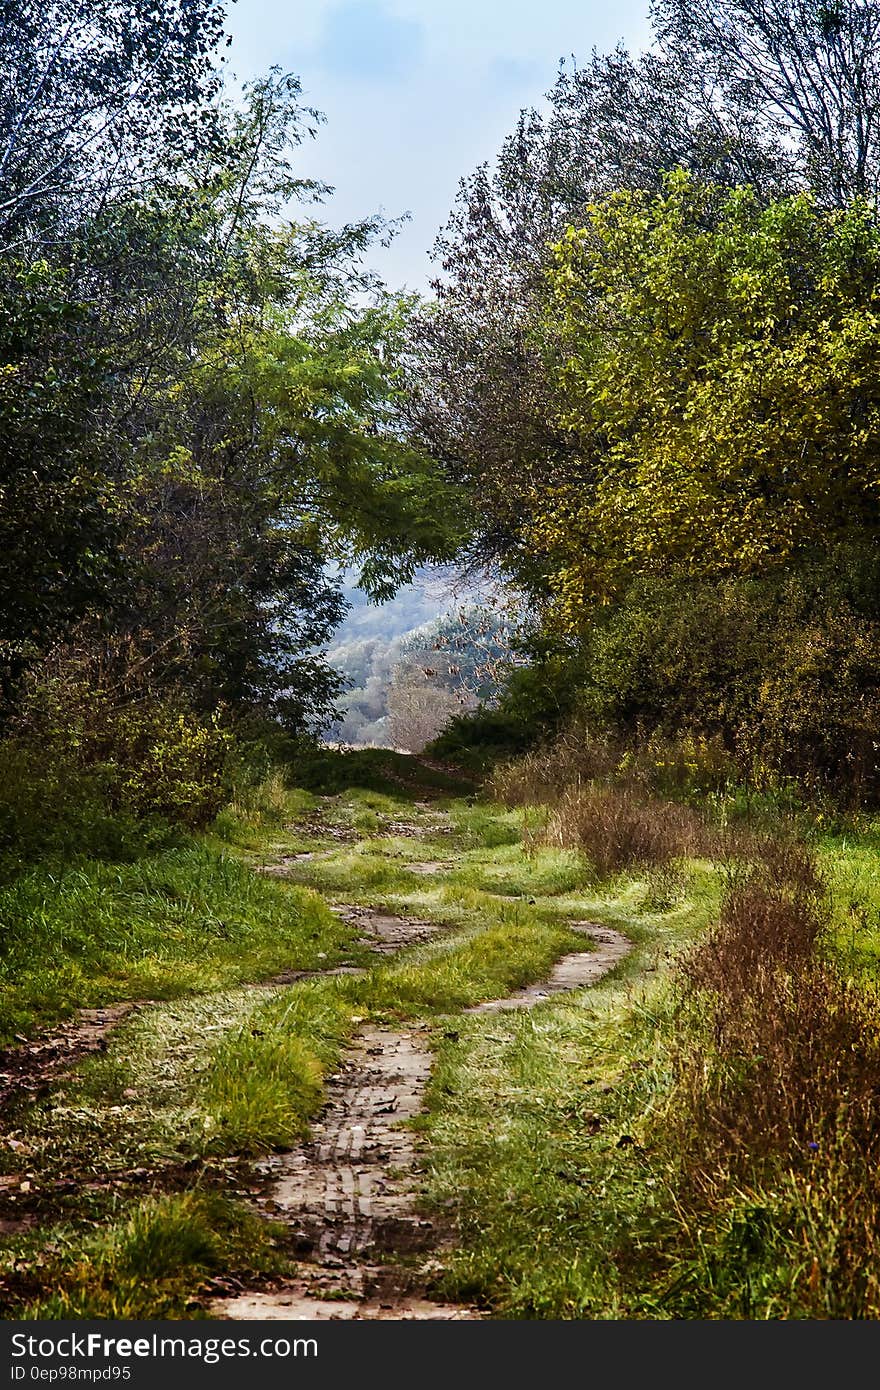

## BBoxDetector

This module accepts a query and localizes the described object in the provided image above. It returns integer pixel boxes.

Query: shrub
[491,719,740,814]
[0,740,172,876]
[539,784,705,877]
[475,548,880,805]
[426,645,593,771]
[105,703,232,826]
[2,674,234,859]
[577,558,880,804]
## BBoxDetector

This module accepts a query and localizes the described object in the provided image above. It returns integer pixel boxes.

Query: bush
[426,644,591,772]
[539,784,705,877]
[0,741,175,877]
[479,550,880,805]
[103,703,232,826]
[0,677,235,875]
[427,708,533,771]
[573,556,880,804]
[491,721,738,809]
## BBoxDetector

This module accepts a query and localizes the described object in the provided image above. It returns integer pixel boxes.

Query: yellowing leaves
[532,172,880,631]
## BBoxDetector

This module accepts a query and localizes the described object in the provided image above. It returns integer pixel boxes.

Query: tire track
[214,920,631,1321]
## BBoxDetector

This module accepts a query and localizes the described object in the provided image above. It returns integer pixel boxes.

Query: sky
[224,0,653,290]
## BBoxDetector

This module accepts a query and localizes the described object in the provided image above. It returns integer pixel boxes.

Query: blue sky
[225,0,653,289]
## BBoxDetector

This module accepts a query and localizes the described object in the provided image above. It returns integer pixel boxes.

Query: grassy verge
[422,867,720,1318]
[6,1193,289,1319]
[418,773,880,1319]
[10,749,880,1321]
[0,843,363,1042]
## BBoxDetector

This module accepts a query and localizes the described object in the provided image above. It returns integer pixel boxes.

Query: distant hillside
[329,572,450,648]
[325,567,463,746]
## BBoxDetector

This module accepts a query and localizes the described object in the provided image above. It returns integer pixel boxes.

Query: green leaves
[536,173,880,629]
[0,259,120,695]
[0,51,464,732]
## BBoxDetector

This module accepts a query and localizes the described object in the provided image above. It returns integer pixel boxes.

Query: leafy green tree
[406,39,798,579]
[536,173,880,626]
[0,258,118,703]
[6,71,465,732]
[409,3,880,582]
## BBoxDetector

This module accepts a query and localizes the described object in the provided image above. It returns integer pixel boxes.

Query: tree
[9,71,465,731]
[0,258,118,703]
[401,601,529,705]
[535,173,880,628]
[405,43,796,579]
[655,0,880,206]
[408,4,880,581]
[0,0,234,710]
[0,0,228,248]
[385,663,470,752]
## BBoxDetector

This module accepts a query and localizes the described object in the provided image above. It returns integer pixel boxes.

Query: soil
[216,1027,474,1320]
[467,922,630,1014]
[0,1003,141,1112]
[328,904,442,955]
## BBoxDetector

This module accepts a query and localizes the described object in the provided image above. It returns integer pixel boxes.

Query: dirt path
[213,920,631,1322]
[0,805,632,1319]
[215,1025,471,1320]
[328,904,442,955]
[467,922,631,1014]
[0,1003,142,1112]
[0,901,442,1113]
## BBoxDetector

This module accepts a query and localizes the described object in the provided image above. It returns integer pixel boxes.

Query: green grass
[0,841,362,1041]
[201,984,355,1154]
[343,907,584,1019]
[0,983,359,1193]
[421,867,722,1318]
[211,772,318,850]
[412,803,880,1320]
[276,744,474,797]
[9,1193,288,1319]
[0,784,636,1318]
[13,764,873,1322]
[820,821,880,974]
[0,841,597,1190]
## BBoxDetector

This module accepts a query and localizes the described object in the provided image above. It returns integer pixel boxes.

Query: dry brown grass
[501,760,814,885]
[539,783,706,877]
[672,853,880,1315]
[677,839,880,1158]
[491,721,790,878]
[490,721,735,808]
[493,729,880,1313]
[490,733,620,808]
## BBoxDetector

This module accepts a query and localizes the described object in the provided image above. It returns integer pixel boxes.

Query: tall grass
[666,844,880,1316]
[0,842,354,1041]
[15,1194,283,1319]
[489,726,880,1316]
[491,722,737,807]
[539,784,705,877]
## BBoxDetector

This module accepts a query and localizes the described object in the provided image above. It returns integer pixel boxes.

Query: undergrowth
[11,1193,286,1319]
